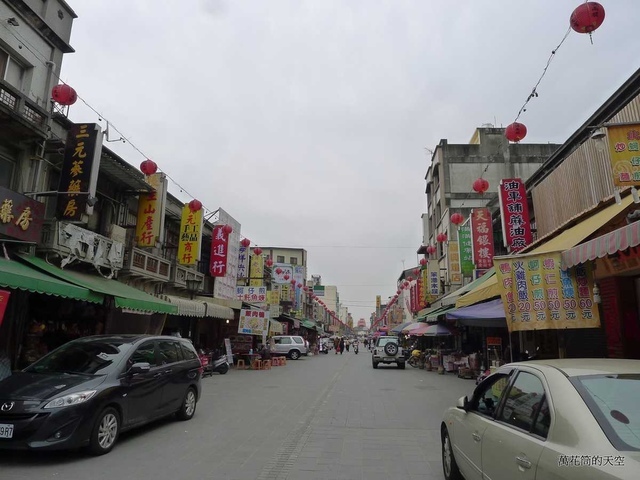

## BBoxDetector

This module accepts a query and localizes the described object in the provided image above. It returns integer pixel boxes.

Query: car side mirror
[129,362,151,375]
[456,395,469,412]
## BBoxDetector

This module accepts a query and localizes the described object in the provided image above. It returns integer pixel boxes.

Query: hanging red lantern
[450,213,464,226]
[240,238,251,248]
[265,257,273,267]
[188,199,202,213]
[505,122,528,142]
[427,245,437,255]
[419,258,427,266]
[437,233,448,243]
[284,274,290,280]
[396,290,401,295]
[222,224,233,235]
[275,267,283,275]
[51,84,77,106]
[407,276,413,282]
[413,269,420,276]
[472,178,490,194]
[297,283,302,288]
[253,247,262,256]
[403,281,409,287]
[140,159,158,176]
[290,279,296,285]
[570,2,605,34]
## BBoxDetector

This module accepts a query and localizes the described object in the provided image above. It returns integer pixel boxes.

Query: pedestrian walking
[345,339,350,352]
[334,336,340,354]
[339,337,345,355]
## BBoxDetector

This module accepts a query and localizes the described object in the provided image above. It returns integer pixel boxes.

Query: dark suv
[0,335,202,455]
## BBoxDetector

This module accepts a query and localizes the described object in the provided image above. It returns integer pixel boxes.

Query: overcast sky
[60,1,637,325]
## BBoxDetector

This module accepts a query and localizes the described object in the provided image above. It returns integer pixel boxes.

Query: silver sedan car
[441,359,640,480]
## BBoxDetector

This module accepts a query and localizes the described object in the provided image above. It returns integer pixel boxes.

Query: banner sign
[418,270,427,308]
[428,259,440,297]
[0,187,44,243]
[57,123,102,221]
[313,285,325,296]
[237,246,249,279]
[498,178,532,253]
[238,308,270,336]
[249,253,264,287]
[448,240,462,285]
[293,266,305,310]
[209,225,230,277]
[608,124,640,187]
[458,225,474,277]
[212,209,241,300]
[177,204,203,265]
[0,289,10,328]
[471,208,495,270]
[236,286,267,303]
[376,295,381,311]
[494,252,600,333]
[272,263,294,284]
[135,173,166,247]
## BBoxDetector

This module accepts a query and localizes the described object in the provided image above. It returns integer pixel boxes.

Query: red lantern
[472,178,490,194]
[450,213,464,226]
[240,238,251,248]
[297,283,302,288]
[265,258,273,267]
[570,2,605,34]
[396,290,401,295]
[419,258,427,266]
[437,233,448,243]
[403,281,409,287]
[413,269,420,276]
[505,122,527,142]
[140,159,158,176]
[284,274,290,280]
[427,245,437,255]
[51,84,77,106]
[222,224,233,235]
[253,247,262,256]
[407,276,413,282]
[290,279,296,285]
[275,267,283,275]
[188,199,202,213]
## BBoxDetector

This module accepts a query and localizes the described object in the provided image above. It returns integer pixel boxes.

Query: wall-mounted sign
[498,178,532,253]
[0,187,44,243]
[448,240,462,285]
[458,225,474,277]
[272,263,294,284]
[0,289,10,328]
[177,204,203,265]
[57,123,102,221]
[209,225,229,277]
[238,308,270,336]
[135,173,166,247]
[236,286,267,303]
[249,253,264,287]
[237,246,249,279]
[608,124,640,187]
[428,260,440,297]
[471,208,495,270]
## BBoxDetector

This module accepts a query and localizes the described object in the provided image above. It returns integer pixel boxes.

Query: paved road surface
[0,350,474,480]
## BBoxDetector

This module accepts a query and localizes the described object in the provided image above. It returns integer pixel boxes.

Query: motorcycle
[353,343,359,354]
[319,343,329,354]
[211,353,230,374]
[407,349,425,369]
[199,349,229,376]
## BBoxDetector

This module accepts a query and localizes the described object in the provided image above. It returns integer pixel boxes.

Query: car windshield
[573,374,640,451]
[25,340,130,376]
[377,338,397,347]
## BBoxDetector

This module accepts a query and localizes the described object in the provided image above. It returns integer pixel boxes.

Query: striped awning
[201,301,235,320]
[562,220,640,270]
[164,296,206,317]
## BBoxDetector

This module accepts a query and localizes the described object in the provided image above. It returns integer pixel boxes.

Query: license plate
[384,357,395,361]
[0,424,14,439]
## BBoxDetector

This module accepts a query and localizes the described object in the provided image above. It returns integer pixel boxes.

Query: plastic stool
[252,359,263,370]
[236,359,246,370]
[262,360,272,370]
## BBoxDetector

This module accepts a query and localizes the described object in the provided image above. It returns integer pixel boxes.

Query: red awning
[562,220,640,269]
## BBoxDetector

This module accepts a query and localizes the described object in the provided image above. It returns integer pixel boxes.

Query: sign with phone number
[494,252,600,332]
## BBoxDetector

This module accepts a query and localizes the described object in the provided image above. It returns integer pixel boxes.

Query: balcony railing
[39,221,124,271]
[120,244,171,283]
[169,262,205,290]
[0,80,48,133]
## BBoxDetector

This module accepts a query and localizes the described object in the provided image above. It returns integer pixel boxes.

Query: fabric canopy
[562,219,640,269]
[426,305,455,323]
[19,255,177,315]
[446,299,507,328]
[402,322,426,334]
[164,295,206,317]
[391,321,413,333]
[194,297,235,320]
[422,324,453,337]
[407,323,430,336]
[441,268,495,306]
[301,320,316,330]
[0,256,103,304]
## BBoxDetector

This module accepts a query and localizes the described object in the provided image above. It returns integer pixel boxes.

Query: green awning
[18,255,177,315]
[0,256,103,303]
[426,305,456,323]
[441,267,495,307]
[301,319,316,330]
[315,325,324,334]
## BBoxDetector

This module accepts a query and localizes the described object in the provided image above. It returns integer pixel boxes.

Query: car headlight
[44,390,97,409]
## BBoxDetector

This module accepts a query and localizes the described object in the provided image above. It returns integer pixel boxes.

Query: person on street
[345,339,350,352]
[339,337,345,355]
[334,336,340,354]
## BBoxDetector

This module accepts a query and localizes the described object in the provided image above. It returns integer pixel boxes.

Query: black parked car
[0,335,202,455]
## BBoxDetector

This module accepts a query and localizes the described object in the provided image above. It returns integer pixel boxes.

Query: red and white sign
[471,208,494,270]
[498,178,532,253]
[410,283,417,313]
[0,289,10,328]
[209,226,229,277]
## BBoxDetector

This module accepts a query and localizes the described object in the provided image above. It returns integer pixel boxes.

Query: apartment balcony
[38,221,124,271]
[0,80,49,140]
[120,244,171,283]
[169,261,205,291]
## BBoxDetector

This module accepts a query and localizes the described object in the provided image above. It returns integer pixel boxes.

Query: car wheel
[289,350,301,360]
[177,387,197,421]
[398,362,406,369]
[372,360,379,369]
[442,428,463,480]
[88,407,120,456]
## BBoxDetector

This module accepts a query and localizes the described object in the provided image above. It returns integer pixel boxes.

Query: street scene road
[0,352,471,480]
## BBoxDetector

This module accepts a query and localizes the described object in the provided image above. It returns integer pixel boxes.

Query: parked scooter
[199,349,229,376]
[211,352,230,374]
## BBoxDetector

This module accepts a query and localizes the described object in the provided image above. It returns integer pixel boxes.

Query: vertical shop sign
[237,246,249,279]
[0,289,10,328]
[0,187,45,243]
[135,173,166,247]
[209,225,229,277]
[177,204,203,265]
[607,124,640,187]
[294,265,305,310]
[410,283,418,312]
[448,240,462,285]
[421,267,429,305]
[249,252,264,287]
[428,260,440,298]
[418,271,427,308]
[458,225,474,277]
[57,123,102,221]
[471,208,495,270]
[498,178,532,253]
[272,264,294,284]
[494,252,600,332]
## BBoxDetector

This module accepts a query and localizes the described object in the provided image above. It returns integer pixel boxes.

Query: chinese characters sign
[448,240,462,285]
[494,252,600,332]
[272,263,294,284]
[249,253,264,287]
[209,225,230,277]
[608,124,640,187]
[135,173,165,247]
[236,286,267,303]
[177,204,202,265]
[428,260,440,298]
[0,289,10,328]
[57,123,102,221]
[0,187,44,243]
[471,208,495,270]
[420,268,428,307]
[458,225,474,277]
[498,178,532,253]
[237,246,249,279]
[238,308,270,336]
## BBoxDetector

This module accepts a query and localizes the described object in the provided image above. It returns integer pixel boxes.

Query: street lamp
[185,278,202,300]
